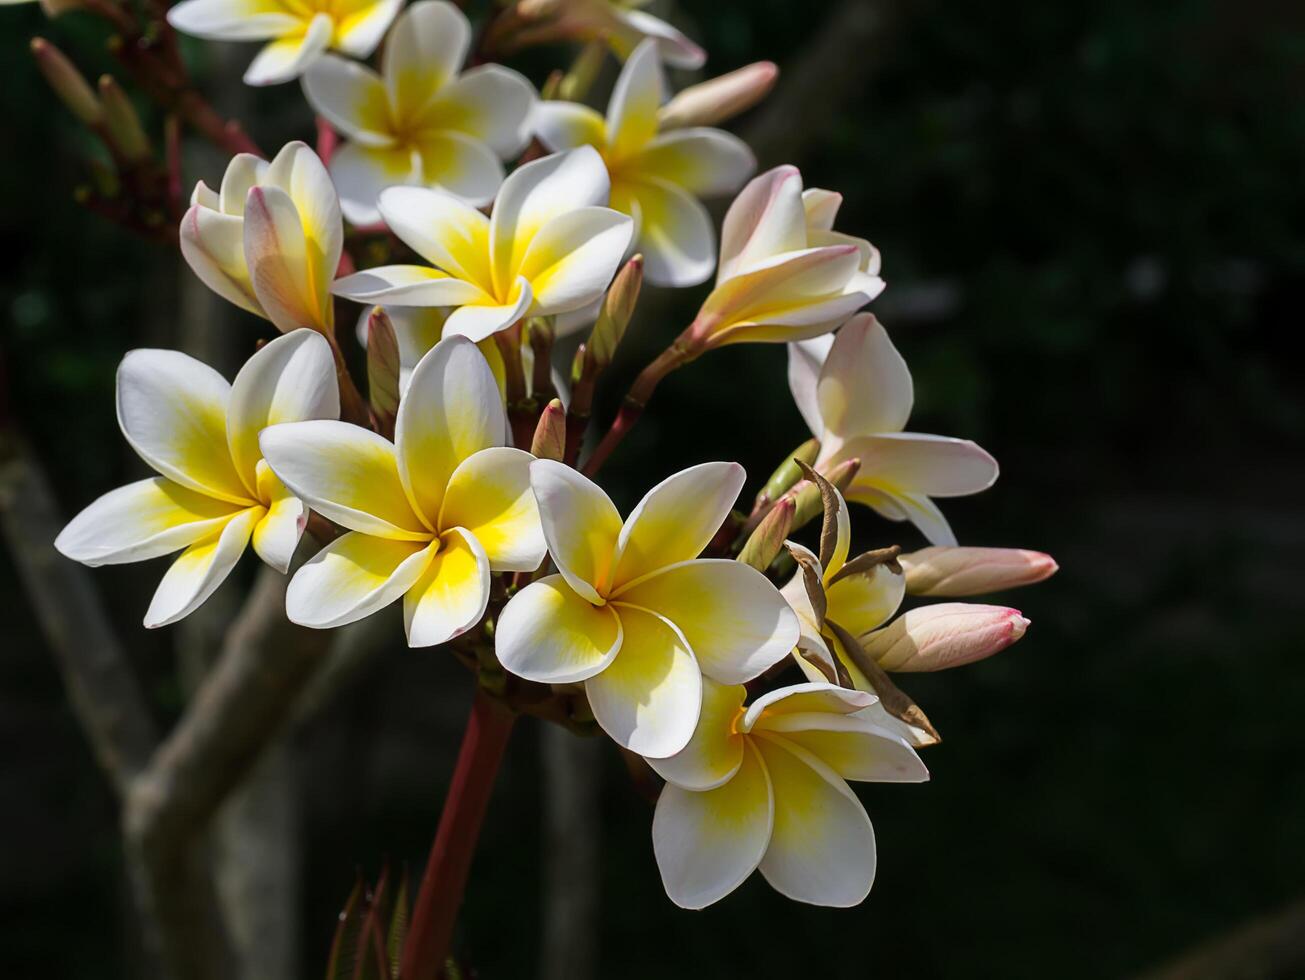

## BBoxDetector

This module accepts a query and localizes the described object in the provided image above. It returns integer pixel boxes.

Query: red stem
[401,689,516,980]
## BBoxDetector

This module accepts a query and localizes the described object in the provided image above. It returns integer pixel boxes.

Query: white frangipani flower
[788,313,999,546]
[534,39,755,287]
[259,336,546,647]
[55,330,339,627]
[180,142,343,336]
[650,679,927,909]
[167,0,402,87]
[303,1,537,226]
[686,165,883,349]
[333,146,634,342]
[495,461,800,758]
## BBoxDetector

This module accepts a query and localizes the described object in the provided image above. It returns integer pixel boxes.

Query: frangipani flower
[789,312,999,546]
[180,141,342,336]
[496,461,800,757]
[505,0,705,69]
[55,330,339,626]
[167,0,401,86]
[333,146,634,342]
[259,336,546,646]
[650,679,927,909]
[303,1,537,226]
[534,39,754,287]
[686,165,883,349]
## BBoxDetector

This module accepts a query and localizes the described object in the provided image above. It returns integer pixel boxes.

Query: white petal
[631,128,756,197]
[438,447,544,572]
[646,677,747,791]
[226,328,339,490]
[606,38,663,159]
[301,55,393,144]
[824,560,905,637]
[441,279,533,342]
[331,143,420,227]
[613,177,714,288]
[250,462,307,572]
[848,485,958,547]
[753,735,877,906]
[532,101,606,154]
[495,573,623,683]
[259,420,429,538]
[837,433,999,497]
[116,349,251,504]
[529,459,621,603]
[243,186,330,333]
[611,8,705,70]
[376,184,493,288]
[335,0,403,58]
[613,559,800,684]
[382,0,470,115]
[55,478,245,567]
[179,204,262,316]
[586,606,701,757]
[489,146,611,298]
[517,207,634,315]
[610,461,744,589]
[218,154,268,215]
[144,506,263,628]
[717,165,807,283]
[741,681,875,731]
[286,531,434,628]
[167,0,296,40]
[242,15,333,86]
[802,188,843,232]
[415,131,504,207]
[817,314,912,439]
[786,334,833,438]
[395,335,505,526]
[652,740,772,910]
[753,710,928,783]
[403,526,489,646]
[332,265,487,307]
[429,63,537,157]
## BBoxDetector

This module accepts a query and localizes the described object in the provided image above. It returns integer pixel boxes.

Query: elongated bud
[31,38,102,127]
[900,547,1058,597]
[98,76,151,163]
[559,38,607,102]
[40,0,87,16]
[584,254,643,374]
[756,437,820,509]
[860,603,1029,673]
[531,398,566,461]
[366,307,401,439]
[737,497,793,572]
[658,61,779,129]
[790,456,858,531]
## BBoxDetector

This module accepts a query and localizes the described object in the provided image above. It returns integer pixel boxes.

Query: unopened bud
[757,437,819,509]
[98,76,151,163]
[40,0,87,16]
[900,547,1058,597]
[658,60,779,129]
[31,38,102,127]
[737,497,793,572]
[584,254,643,374]
[861,603,1029,673]
[530,398,566,461]
[366,307,401,438]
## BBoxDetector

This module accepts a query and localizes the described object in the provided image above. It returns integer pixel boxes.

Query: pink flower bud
[658,61,779,129]
[899,547,1058,597]
[861,603,1029,672]
[531,398,567,462]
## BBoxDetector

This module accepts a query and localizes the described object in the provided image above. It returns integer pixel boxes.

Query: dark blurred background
[3,0,1303,977]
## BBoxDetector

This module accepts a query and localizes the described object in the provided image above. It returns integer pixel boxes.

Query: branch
[0,431,157,795]
[1132,899,1305,980]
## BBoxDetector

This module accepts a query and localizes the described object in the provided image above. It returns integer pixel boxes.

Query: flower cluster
[54,0,1057,913]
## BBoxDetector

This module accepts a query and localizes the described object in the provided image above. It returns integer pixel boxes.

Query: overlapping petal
[647,678,747,791]
[243,14,333,86]
[375,186,492,289]
[439,447,544,572]
[717,165,807,282]
[116,349,251,505]
[606,38,663,160]
[383,0,470,116]
[428,64,536,157]
[332,265,487,307]
[494,574,623,683]
[301,55,393,145]
[630,128,756,197]
[816,314,913,440]
[415,131,504,206]
[259,420,429,539]
[613,559,799,684]
[586,606,701,757]
[610,461,744,588]
[180,204,261,315]
[144,506,264,628]
[403,526,490,646]
[529,460,621,603]
[285,531,433,628]
[752,711,928,784]
[531,101,606,153]
[613,177,714,288]
[167,0,297,40]
[335,0,403,57]
[250,461,307,572]
[516,207,634,315]
[652,740,772,910]
[328,143,421,227]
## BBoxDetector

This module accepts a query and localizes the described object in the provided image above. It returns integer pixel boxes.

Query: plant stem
[580,340,696,478]
[402,688,516,980]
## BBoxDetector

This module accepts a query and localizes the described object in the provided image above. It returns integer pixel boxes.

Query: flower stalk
[402,688,516,980]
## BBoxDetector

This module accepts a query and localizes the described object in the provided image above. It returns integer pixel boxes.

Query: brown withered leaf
[827,545,903,587]
[785,541,827,625]
[795,460,840,569]
[824,618,942,746]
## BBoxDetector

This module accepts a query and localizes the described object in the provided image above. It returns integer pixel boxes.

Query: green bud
[31,38,102,128]
[584,254,643,375]
[98,75,151,163]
